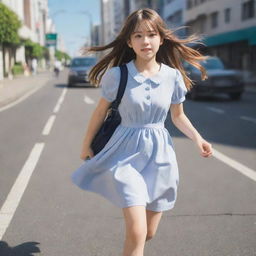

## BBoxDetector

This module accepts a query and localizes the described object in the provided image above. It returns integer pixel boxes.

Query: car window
[201,58,224,70]
[71,58,96,67]
[183,57,224,71]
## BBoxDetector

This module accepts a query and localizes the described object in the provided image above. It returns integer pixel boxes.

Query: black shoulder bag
[90,64,128,155]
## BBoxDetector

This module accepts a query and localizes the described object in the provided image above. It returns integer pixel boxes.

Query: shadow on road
[54,83,98,89]
[0,241,40,256]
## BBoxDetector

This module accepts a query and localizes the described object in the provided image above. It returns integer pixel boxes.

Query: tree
[0,3,22,76]
[55,50,71,62]
[0,3,21,45]
[24,39,44,59]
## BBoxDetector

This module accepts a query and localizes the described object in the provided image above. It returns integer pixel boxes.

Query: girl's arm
[169,103,212,158]
[80,97,111,160]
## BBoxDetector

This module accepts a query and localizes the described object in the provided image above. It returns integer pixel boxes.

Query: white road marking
[240,116,256,124]
[213,148,256,182]
[53,88,67,113]
[207,107,225,114]
[84,95,95,104]
[0,143,45,240]
[42,115,56,135]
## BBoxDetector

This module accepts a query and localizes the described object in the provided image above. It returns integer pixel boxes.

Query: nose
[142,36,150,45]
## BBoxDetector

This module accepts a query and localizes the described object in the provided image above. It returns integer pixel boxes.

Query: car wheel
[229,92,242,100]
[67,81,73,87]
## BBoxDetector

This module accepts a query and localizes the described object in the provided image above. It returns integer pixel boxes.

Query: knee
[126,226,147,243]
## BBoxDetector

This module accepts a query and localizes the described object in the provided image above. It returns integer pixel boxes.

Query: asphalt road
[0,70,255,256]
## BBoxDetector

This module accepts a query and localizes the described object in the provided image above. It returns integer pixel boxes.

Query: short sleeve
[171,69,188,104]
[100,67,120,102]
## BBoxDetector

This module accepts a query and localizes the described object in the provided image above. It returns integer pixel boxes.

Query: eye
[149,33,157,37]
[134,34,141,38]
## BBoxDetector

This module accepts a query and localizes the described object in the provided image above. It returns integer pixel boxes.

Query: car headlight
[69,70,77,76]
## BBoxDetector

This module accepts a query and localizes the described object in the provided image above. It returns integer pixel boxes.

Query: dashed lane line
[0,88,67,239]
[42,115,56,135]
[240,116,256,125]
[0,143,45,240]
[84,95,95,104]
[53,88,67,113]
[207,107,225,114]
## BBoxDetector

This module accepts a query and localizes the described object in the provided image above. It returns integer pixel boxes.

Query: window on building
[23,0,31,28]
[241,0,255,20]
[224,8,231,23]
[167,11,182,27]
[195,0,207,5]
[166,0,174,4]
[199,17,207,32]
[187,0,193,9]
[211,11,218,28]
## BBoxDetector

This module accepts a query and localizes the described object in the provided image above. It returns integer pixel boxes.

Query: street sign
[46,33,57,46]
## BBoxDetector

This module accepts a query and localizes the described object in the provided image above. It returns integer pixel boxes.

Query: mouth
[141,48,152,52]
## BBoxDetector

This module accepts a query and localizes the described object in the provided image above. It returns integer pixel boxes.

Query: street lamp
[48,10,66,68]
[78,10,93,46]
[50,10,66,32]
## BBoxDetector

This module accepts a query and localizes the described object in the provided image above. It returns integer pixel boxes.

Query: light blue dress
[71,59,188,212]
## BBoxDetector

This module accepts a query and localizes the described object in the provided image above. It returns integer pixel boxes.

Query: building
[100,0,162,46]
[0,0,48,79]
[101,0,115,45]
[162,0,186,37]
[184,0,256,82]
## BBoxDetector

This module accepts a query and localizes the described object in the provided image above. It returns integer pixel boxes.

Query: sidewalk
[0,71,54,110]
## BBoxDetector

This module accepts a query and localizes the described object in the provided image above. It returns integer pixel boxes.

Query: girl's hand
[80,145,94,161]
[195,137,213,158]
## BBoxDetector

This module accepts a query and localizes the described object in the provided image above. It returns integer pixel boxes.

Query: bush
[24,39,44,59]
[12,63,24,75]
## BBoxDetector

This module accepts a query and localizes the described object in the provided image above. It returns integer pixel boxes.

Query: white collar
[126,59,166,84]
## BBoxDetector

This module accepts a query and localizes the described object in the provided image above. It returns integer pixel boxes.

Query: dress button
[146,95,150,100]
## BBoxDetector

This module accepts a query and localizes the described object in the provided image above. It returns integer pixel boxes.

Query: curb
[0,73,54,112]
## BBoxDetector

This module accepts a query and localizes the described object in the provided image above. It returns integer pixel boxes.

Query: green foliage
[0,3,21,45]
[55,50,71,61]
[24,39,44,59]
[12,62,24,75]
[43,47,50,60]
[63,52,71,60]
[54,50,62,61]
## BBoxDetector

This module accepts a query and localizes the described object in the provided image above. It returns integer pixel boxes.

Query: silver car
[67,57,97,87]
[184,56,244,100]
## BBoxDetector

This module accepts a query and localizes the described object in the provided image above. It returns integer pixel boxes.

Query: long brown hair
[82,8,208,90]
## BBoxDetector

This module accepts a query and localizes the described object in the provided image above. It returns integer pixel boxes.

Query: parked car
[183,56,244,100]
[67,57,97,87]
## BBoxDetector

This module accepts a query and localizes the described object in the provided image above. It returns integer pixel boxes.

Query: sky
[48,0,101,57]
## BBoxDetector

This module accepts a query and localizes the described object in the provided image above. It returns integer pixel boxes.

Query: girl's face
[127,20,163,61]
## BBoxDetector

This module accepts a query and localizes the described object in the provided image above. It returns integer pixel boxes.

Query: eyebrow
[132,30,157,34]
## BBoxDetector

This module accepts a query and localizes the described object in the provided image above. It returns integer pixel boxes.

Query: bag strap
[111,64,128,110]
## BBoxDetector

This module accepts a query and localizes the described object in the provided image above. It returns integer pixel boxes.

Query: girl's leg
[122,205,147,256]
[145,210,163,241]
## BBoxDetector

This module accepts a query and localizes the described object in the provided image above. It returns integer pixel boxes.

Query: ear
[127,39,132,48]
